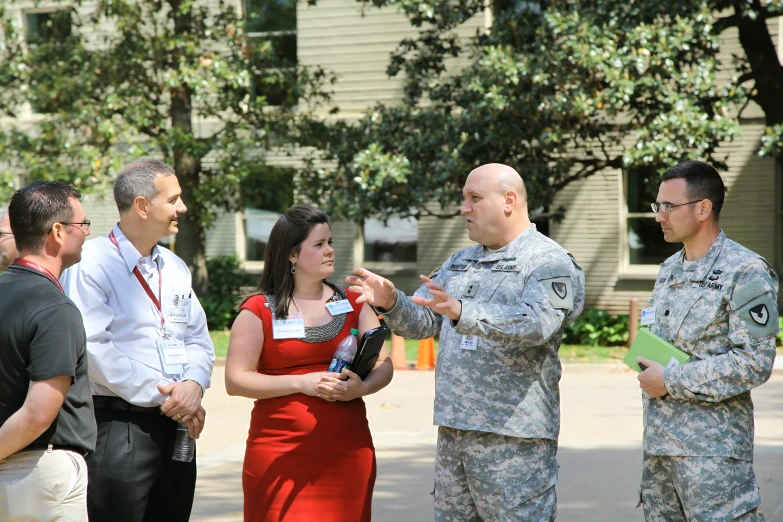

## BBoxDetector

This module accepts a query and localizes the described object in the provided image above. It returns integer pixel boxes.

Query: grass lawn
[210,330,629,364]
[211,330,230,357]
[559,345,627,363]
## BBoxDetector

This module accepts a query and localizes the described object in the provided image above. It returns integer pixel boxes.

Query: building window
[25,10,73,114]
[26,10,71,42]
[624,170,680,267]
[244,209,282,262]
[244,0,297,106]
[364,216,417,263]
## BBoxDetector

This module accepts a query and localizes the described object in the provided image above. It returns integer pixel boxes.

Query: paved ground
[192,362,783,521]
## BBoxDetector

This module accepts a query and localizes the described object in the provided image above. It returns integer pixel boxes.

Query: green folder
[624,328,691,372]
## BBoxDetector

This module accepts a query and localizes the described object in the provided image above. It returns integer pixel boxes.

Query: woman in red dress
[225,205,394,522]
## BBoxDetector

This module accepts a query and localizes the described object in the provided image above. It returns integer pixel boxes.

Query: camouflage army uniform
[641,231,779,521]
[381,225,585,521]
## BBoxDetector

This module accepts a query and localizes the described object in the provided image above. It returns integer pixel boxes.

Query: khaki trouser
[0,446,88,521]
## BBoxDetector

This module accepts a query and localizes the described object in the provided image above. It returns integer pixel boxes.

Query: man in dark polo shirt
[0,181,96,521]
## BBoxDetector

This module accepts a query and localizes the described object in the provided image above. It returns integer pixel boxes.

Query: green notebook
[624,328,691,372]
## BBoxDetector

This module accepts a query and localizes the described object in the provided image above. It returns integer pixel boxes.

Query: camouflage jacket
[382,225,585,440]
[646,231,779,461]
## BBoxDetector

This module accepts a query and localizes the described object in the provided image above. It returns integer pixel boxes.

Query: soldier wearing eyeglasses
[635,160,778,521]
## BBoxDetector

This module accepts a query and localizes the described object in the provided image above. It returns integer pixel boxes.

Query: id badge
[641,307,656,326]
[272,317,306,339]
[156,337,187,375]
[167,305,190,324]
[326,300,353,316]
[460,335,478,350]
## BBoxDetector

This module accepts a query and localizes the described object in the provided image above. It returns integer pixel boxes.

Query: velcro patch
[736,293,779,341]
[542,276,574,311]
[491,263,522,272]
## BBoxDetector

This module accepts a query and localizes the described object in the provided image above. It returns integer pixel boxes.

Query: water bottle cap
[350,328,360,336]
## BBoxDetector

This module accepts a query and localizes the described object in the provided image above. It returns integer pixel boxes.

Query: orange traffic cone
[416,337,436,370]
[390,334,408,370]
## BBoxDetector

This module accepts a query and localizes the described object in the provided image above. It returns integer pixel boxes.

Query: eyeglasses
[59,220,91,230]
[0,231,12,236]
[651,200,704,213]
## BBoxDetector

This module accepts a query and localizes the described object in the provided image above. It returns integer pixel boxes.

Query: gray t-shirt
[0,265,96,454]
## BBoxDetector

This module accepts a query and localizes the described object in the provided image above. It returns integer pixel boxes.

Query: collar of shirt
[676,229,726,283]
[111,224,166,275]
[465,224,537,262]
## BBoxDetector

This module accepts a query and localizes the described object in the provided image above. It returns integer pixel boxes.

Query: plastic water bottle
[172,423,195,462]
[328,328,359,374]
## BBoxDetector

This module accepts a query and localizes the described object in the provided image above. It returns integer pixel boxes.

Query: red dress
[240,289,376,522]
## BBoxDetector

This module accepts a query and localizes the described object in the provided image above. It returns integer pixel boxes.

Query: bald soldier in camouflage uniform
[636,161,778,521]
[347,164,584,521]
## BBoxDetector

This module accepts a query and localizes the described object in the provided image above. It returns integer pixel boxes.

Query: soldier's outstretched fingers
[411,296,435,308]
[346,267,397,308]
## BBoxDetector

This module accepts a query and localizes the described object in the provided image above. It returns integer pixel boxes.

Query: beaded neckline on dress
[263,283,348,344]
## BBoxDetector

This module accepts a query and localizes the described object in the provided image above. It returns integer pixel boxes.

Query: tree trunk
[169,0,209,297]
[734,0,783,126]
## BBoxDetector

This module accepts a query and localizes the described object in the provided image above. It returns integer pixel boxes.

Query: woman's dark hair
[238,205,330,318]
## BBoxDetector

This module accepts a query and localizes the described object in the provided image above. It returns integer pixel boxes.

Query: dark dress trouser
[87,399,197,522]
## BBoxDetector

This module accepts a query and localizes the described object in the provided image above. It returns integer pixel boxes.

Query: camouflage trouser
[639,453,764,522]
[434,426,557,522]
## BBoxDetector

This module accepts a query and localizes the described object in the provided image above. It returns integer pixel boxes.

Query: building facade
[5,0,782,310]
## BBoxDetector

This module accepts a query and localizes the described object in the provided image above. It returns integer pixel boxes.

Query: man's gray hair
[114,158,176,213]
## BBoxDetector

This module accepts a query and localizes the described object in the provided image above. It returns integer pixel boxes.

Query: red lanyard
[109,231,164,326]
[13,258,64,293]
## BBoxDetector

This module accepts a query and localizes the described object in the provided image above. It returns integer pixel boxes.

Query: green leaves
[305,0,783,221]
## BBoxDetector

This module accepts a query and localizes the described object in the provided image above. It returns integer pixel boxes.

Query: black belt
[93,395,161,414]
[25,443,88,457]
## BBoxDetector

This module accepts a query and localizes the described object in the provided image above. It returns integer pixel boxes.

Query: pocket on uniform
[502,460,558,509]
[689,459,762,520]
[727,476,762,518]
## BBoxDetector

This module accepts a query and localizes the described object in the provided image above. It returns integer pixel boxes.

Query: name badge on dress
[272,316,306,339]
[326,300,353,316]
[460,335,478,350]
[641,307,656,326]
[156,336,188,375]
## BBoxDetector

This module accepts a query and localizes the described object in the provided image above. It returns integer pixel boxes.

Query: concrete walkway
[192,363,783,521]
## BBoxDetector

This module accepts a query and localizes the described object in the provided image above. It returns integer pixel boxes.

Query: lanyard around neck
[13,259,64,293]
[109,231,163,325]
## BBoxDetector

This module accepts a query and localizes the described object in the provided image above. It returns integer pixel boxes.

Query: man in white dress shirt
[61,158,215,522]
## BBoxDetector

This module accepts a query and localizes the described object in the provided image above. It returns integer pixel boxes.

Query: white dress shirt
[61,224,215,406]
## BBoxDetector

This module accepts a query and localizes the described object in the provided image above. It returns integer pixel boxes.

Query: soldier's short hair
[661,160,726,220]
[114,158,176,213]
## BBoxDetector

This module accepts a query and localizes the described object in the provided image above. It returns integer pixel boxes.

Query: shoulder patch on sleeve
[735,292,779,341]
[428,267,441,278]
[542,276,575,311]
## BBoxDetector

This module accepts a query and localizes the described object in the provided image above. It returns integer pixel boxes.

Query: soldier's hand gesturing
[346,268,398,310]
[411,275,462,321]
[636,357,668,398]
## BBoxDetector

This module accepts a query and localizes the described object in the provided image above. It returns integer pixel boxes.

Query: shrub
[201,256,254,331]
[778,316,783,347]
[563,308,629,347]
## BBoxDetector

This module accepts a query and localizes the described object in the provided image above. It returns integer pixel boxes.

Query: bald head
[467,164,527,207]
[461,163,532,249]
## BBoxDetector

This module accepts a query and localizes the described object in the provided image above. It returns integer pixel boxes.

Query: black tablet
[351,325,389,380]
